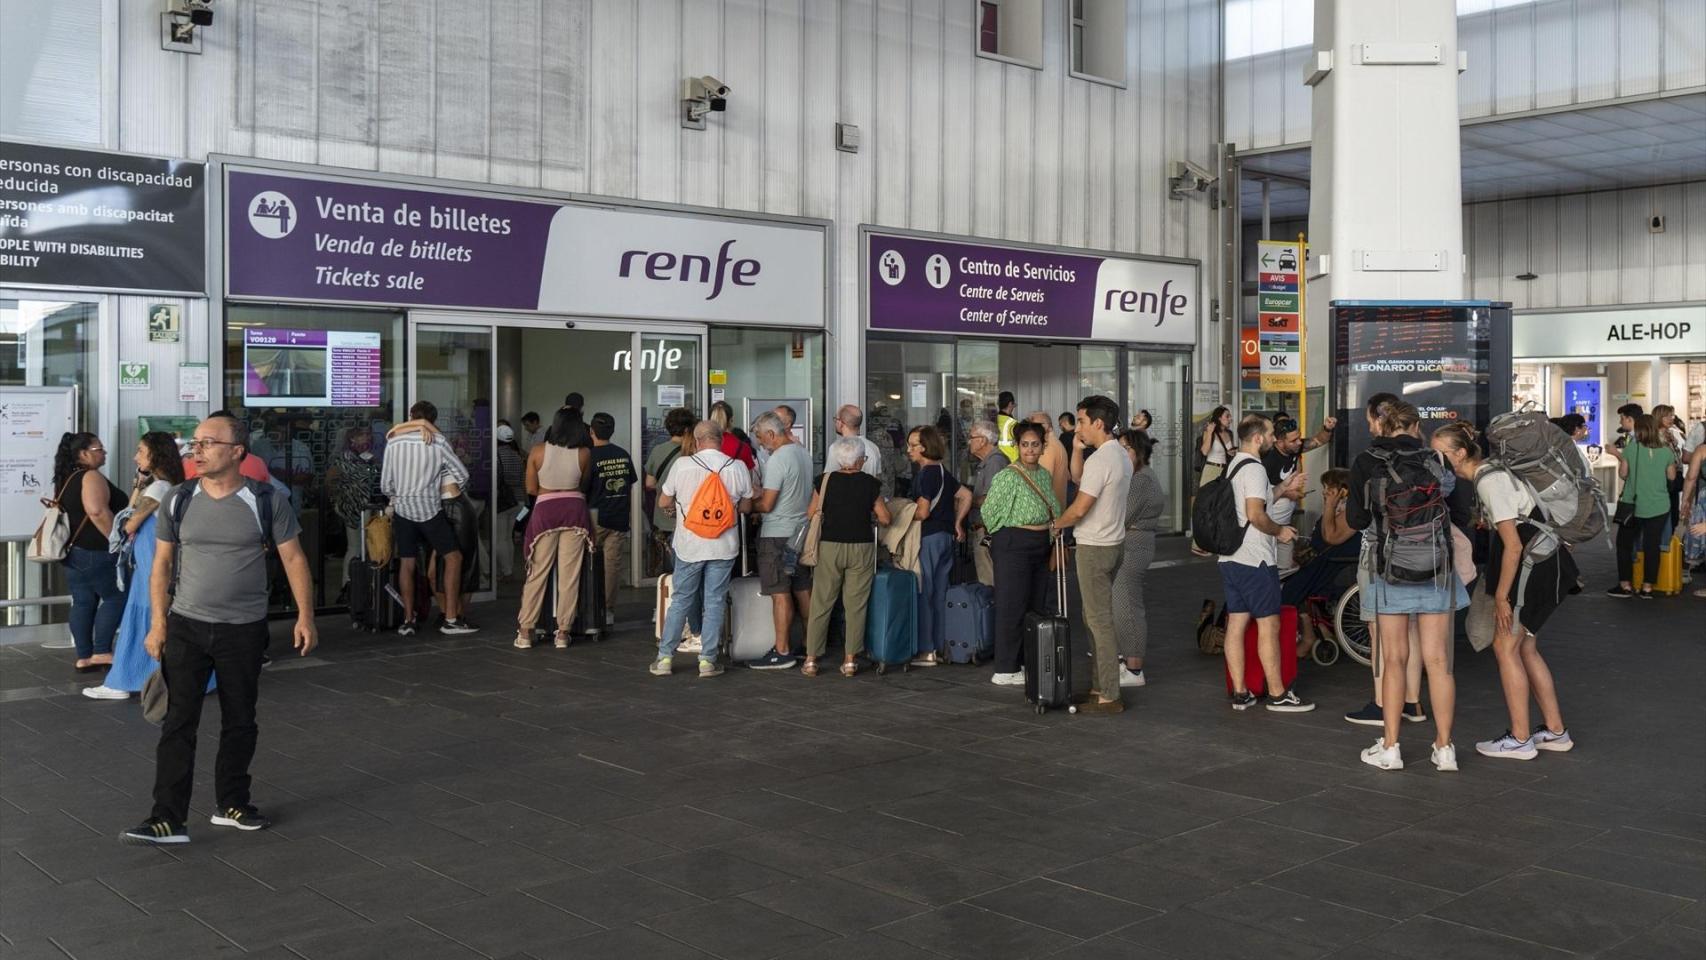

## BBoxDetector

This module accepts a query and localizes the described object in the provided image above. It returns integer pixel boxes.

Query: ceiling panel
[1240,94,1706,221]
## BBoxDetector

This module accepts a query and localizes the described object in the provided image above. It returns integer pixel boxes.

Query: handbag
[1006,464,1062,571]
[27,472,89,563]
[1465,579,1496,653]
[364,512,394,566]
[1613,445,1641,526]
[795,472,833,567]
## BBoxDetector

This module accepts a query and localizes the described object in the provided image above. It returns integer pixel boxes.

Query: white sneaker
[1431,743,1459,772]
[1360,739,1403,771]
[1118,666,1147,688]
[1531,728,1574,752]
[678,632,703,655]
[1475,732,1538,760]
[649,658,673,677]
[990,671,1025,686]
[81,685,129,701]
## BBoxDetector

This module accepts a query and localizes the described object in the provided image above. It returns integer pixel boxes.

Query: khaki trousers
[805,540,876,658]
[518,527,588,632]
[595,526,627,612]
[1074,543,1124,700]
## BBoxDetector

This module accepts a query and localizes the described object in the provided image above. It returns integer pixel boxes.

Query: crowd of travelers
[35,377,1704,844]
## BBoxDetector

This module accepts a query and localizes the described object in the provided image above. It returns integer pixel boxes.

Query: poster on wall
[0,140,205,293]
[0,385,77,539]
[1331,301,1513,465]
[865,231,1199,346]
[1562,377,1606,447]
[242,328,382,407]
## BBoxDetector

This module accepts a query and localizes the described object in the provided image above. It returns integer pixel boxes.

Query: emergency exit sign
[1257,240,1304,391]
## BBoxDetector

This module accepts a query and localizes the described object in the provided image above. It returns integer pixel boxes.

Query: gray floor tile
[966,876,1159,939]
[1045,854,1235,912]
[1188,882,1396,948]
[830,852,1008,907]
[97,856,274,912]
[1599,923,1706,960]
[519,866,707,925]
[1113,909,1333,960]
[522,924,715,960]
[307,863,484,921]
[1426,866,1693,953]
[1363,915,1575,960]
[284,918,483,960]
[410,893,601,956]
[643,897,836,960]
[773,930,951,960]
[1259,861,1459,920]
[412,840,589,894]
[215,835,385,886]
[626,846,798,896]
[46,911,242,960]
[741,875,935,935]
[1129,818,1353,885]
[876,902,1077,960]
[186,887,369,951]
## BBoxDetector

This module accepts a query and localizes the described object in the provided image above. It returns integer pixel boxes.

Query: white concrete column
[1303,0,1466,396]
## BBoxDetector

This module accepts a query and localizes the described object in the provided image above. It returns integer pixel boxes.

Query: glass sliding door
[866,338,955,499]
[1127,350,1190,532]
[412,322,496,601]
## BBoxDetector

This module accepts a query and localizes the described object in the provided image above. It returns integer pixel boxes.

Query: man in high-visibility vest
[995,391,1019,462]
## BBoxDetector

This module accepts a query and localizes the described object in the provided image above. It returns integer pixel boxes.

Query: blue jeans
[659,557,734,662]
[916,532,954,656]
[66,545,126,659]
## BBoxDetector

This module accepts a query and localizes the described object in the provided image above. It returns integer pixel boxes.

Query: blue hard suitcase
[945,582,995,664]
[865,567,918,675]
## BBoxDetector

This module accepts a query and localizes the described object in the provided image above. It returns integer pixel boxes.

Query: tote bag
[26,472,88,563]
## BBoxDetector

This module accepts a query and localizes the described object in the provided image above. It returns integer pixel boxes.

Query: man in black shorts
[380,401,477,635]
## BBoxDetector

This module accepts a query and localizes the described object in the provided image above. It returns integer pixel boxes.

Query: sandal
[840,660,858,678]
[74,658,93,672]
[800,658,819,677]
[553,630,570,649]
[513,632,534,650]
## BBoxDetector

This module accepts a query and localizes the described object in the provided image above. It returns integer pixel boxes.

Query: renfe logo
[1101,279,1188,327]
[619,239,759,300]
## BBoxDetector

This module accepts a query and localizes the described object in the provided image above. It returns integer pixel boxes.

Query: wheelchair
[1288,554,1373,667]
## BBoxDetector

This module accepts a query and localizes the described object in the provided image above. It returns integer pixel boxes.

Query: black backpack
[1191,458,1259,556]
[168,479,277,593]
[1366,447,1452,585]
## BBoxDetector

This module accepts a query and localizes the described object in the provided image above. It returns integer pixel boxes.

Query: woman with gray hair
[802,437,892,676]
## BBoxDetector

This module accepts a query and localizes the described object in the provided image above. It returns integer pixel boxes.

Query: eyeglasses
[185,438,241,452]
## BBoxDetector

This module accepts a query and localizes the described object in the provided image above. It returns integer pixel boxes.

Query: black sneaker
[1403,701,1427,723]
[397,620,418,636]
[210,806,272,832]
[1230,690,1259,711]
[1635,589,1655,600]
[1265,689,1317,713]
[748,649,798,670]
[1343,700,1383,726]
[120,817,189,845]
[440,618,478,635]
[1605,586,1633,598]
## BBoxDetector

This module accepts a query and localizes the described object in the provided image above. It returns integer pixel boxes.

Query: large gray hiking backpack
[1366,446,1453,587]
[1482,409,1607,561]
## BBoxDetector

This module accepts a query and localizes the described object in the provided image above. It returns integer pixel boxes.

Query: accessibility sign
[1257,240,1305,391]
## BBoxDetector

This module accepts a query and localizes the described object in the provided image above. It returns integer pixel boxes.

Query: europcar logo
[248,191,296,238]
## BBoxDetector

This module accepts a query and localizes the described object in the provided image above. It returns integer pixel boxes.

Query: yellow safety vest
[996,413,1019,462]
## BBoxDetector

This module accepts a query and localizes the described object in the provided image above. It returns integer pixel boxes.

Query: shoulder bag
[1612,446,1639,526]
[27,471,89,563]
[1006,464,1063,571]
[794,471,833,567]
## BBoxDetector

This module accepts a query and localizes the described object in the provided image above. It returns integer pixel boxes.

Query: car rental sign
[865,231,1199,345]
[224,167,825,326]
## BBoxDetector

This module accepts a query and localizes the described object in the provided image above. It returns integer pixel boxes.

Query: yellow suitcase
[1632,536,1684,596]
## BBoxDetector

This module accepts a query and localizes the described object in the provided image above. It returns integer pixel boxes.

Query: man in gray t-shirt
[121,413,318,847]
[966,420,1009,586]
[747,412,813,671]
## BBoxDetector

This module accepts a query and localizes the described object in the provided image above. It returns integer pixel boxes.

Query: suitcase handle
[1052,533,1068,618]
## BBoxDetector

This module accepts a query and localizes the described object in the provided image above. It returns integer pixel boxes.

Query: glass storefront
[866,336,1191,529]
[224,303,406,614]
[708,327,826,472]
[1,297,102,626]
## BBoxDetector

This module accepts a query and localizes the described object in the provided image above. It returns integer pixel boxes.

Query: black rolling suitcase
[570,535,605,641]
[350,510,401,633]
[1023,535,1072,714]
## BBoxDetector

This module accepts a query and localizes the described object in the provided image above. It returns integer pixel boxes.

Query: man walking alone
[122,413,316,844]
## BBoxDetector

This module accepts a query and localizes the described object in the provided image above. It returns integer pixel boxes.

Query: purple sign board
[224,167,828,324]
[866,231,1199,346]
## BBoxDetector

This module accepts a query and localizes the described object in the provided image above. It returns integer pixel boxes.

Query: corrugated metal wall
[93,0,1224,397]
[1462,181,1706,308]
[1224,0,1706,152]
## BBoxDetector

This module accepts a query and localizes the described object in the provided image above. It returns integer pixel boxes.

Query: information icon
[924,253,952,289]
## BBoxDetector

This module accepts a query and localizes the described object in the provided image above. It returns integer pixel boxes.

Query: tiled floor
[2,546,1701,960]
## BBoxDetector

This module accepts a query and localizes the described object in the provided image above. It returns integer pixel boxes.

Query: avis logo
[620,239,760,301]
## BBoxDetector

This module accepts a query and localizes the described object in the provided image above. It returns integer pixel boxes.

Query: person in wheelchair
[1282,468,1358,658]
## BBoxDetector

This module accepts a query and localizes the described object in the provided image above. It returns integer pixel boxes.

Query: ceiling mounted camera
[162,1,213,53]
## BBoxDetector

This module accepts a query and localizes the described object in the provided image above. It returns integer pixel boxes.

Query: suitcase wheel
[1034,704,1046,715]
[1067,704,1078,714]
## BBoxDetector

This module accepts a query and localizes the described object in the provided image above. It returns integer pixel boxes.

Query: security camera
[186,1,214,26]
[681,76,732,129]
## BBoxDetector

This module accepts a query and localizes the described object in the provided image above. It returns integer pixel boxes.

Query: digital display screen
[1562,378,1604,447]
[243,328,382,407]
[1332,303,1510,465]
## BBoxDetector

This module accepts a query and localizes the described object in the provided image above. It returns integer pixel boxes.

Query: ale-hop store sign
[865,231,1199,345]
[224,167,825,326]
[1512,305,1705,359]
[1257,239,1304,391]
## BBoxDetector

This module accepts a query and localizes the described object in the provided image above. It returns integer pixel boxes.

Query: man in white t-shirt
[1218,414,1313,713]
[1051,395,1132,713]
[653,420,755,678]
[835,404,883,480]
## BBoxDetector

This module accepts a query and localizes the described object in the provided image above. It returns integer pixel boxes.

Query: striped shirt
[381,432,469,522]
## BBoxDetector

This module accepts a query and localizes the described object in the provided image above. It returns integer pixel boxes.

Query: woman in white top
[1197,406,1235,487]
[83,432,193,701]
